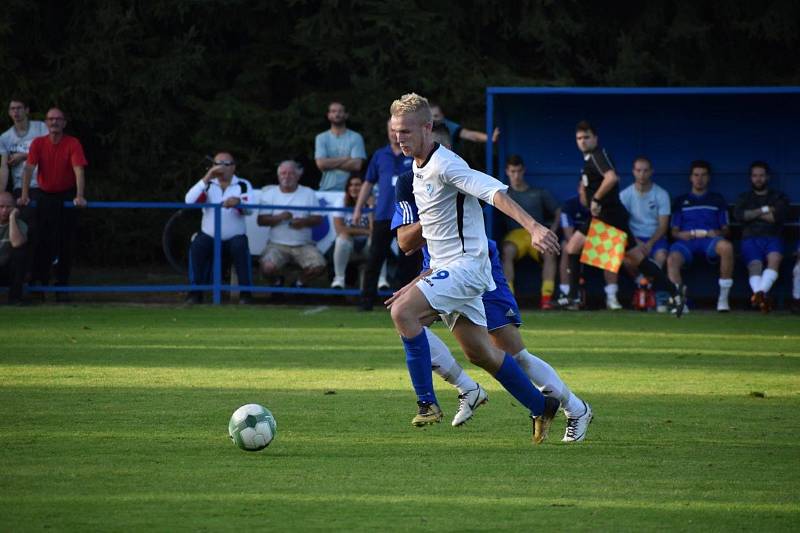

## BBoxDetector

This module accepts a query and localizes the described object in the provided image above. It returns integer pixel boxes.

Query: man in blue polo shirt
[667,160,734,312]
[352,119,419,311]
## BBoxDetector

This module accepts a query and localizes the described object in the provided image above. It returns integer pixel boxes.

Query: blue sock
[494,354,545,416]
[402,330,438,405]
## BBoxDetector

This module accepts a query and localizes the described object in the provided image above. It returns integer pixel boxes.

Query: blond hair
[389,93,432,123]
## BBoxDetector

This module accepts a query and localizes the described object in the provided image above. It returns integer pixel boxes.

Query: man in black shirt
[733,161,790,312]
[560,121,684,315]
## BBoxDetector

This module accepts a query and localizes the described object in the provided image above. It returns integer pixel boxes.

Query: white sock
[604,284,618,297]
[332,236,352,279]
[760,269,779,294]
[424,327,476,394]
[719,278,733,301]
[794,263,800,299]
[749,275,762,293]
[511,349,583,415]
[379,260,389,284]
[559,284,570,296]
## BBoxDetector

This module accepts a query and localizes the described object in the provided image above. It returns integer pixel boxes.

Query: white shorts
[415,257,495,331]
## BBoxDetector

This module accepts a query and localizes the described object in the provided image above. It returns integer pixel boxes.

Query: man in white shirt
[257,160,326,287]
[314,102,366,191]
[184,152,253,304]
[0,99,48,198]
[384,93,562,444]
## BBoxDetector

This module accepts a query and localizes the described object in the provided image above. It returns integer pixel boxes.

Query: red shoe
[540,295,553,310]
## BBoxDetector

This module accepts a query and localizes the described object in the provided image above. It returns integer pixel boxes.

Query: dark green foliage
[1,1,798,264]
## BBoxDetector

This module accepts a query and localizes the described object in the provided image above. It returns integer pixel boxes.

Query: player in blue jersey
[387,123,592,443]
[667,160,734,312]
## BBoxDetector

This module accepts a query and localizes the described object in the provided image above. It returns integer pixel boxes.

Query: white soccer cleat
[717,295,730,312]
[606,294,622,310]
[451,384,488,426]
[562,400,593,443]
[330,277,345,289]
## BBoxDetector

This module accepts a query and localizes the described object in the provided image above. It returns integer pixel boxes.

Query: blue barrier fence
[28,200,378,305]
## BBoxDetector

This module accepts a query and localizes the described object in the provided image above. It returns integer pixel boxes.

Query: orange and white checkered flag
[580,218,628,273]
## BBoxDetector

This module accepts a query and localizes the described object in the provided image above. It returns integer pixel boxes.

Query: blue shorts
[741,236,783,265]
[483,280,522,332]
[636,235,669,258]
[669,237,722,266]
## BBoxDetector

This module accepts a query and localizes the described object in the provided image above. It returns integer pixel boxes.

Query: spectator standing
[0,191,28,304]
[258,160,326,286]
[184,152,253,304]
[667,160,734,312]
[0,99,47,198]
[619,156,671,310]
[429,102,500,153]
[331,175,381,289]
[499,155,561,309]
[18,107,87,299]
[353,119,418,310]
[314,102,366,192]
[733,161,790,312]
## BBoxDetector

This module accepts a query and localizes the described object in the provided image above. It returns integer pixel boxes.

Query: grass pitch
[1,305,798,531]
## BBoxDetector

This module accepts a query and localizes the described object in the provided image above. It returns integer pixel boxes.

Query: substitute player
[560,121,685,316]
[384,93,561,444]
[390,125,592,442]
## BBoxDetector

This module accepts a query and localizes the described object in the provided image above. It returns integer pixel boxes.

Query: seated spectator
[331,175,384,289]
[667,160,734,312]
[499,155,560,309]
[184,152,253,304]
[314,102,366,192]
[257,160,326,287]
[619,156,671,311]
[0,191,28,304]
[556,188,621,310]
[734,161,790,312]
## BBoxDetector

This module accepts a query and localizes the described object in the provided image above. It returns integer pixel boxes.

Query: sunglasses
[214,161,235,166]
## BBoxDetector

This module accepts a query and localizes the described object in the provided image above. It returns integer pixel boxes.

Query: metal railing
[28,200,377,304]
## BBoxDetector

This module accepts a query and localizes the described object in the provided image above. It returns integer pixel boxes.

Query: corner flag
[580,218,628,273]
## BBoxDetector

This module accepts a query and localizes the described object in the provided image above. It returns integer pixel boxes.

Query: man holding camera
[184,152,253,304]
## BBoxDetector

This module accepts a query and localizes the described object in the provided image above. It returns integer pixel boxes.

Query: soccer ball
[228,403,277,451]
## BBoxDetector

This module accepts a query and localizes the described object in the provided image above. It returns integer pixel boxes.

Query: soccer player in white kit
[385,93,562,444]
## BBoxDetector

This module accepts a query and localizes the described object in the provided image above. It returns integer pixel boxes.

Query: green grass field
[1,305,799,531]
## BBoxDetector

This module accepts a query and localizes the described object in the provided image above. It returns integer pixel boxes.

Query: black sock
[567,254,581,299]
[639,257,676,296]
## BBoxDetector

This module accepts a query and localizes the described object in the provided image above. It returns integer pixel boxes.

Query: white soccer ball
[228,403,277,451]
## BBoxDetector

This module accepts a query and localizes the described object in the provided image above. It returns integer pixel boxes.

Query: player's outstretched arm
[493,191,560,254]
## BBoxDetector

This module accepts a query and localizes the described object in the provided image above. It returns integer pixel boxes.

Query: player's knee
[717,239,733,257]
[260,261,277,276]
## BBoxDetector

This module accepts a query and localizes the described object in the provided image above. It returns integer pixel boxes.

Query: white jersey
[412,143,507,273]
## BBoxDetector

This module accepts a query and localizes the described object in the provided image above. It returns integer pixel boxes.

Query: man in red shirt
[18,107,87,297]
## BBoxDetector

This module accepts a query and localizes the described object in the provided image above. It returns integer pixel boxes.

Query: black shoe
[239,294,254,305]
[357,301,373,312]
[669,284,687,318]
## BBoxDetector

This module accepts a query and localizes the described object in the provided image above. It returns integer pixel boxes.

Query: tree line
[2,0,798,265]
